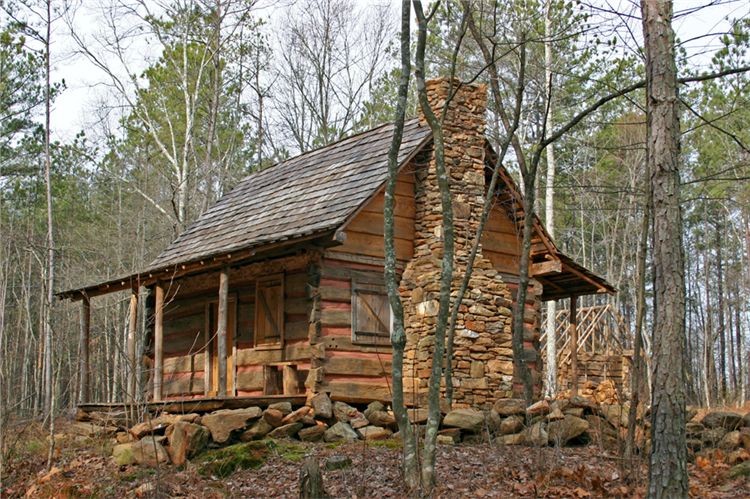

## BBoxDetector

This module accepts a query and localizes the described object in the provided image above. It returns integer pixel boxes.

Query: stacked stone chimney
[400,79,522,408]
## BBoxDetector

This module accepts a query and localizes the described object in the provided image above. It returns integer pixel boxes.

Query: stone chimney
[400,79,521,408]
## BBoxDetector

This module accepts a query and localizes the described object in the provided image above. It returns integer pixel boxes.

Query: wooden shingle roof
[148,119,431,270]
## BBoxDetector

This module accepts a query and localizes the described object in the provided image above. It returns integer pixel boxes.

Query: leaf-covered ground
[3,421,749,498]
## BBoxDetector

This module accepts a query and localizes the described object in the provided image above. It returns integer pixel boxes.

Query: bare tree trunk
[414,1,455,490]
[716,222,727,401]
[543,0,558,398]
[641,1,688,497]
[383,0,419,491]
[625,158,650,464]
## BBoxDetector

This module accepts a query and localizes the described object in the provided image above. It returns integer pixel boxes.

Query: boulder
[267,401,293,415]
[703,427,728,447]
[526,400,550,417]
[498,433,525,446]
[485,410,502,434]
[363,401,385,419]
[686,422,705,438]
[267,423,303,439]
[719,431,742,450]
[333,401,358,423]
[408,408,429,424]
[492,399,525,417]
[70,422,118,438]
[130,414,180,439]
[524,421,548,447]
[569,395,597,411]
[281,406,311,425]
[298,424,328,442]
[166,422,209,466]
[324,422,359,442]
[240,419,274,441]
[113,436,170,466]
[742,412,750,428]
[740,428,750,450]
[437,428,461,443]
[725,449,749,466]
[547,408,565,422]
[547,415,589,446]
[585,415,619,451]
[349,413,369,430]
[115,432,133,444]
[500,416,524,435]
[564,407,584,418]
[701,411,744,430]
[310,393,333,420]
[600,404,628,428]
[366,410,396,428]
[201,407,262,443]
[443,408,485,432]
[358,426,393,440]
[263,408,285,427]
[437,435,456,445]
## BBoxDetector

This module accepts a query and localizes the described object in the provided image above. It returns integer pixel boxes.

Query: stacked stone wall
[401,79,538,408]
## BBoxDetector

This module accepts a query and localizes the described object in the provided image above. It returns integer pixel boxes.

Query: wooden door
[208,298,236,396]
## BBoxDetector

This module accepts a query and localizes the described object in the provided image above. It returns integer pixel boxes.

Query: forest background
[1,0,749,434]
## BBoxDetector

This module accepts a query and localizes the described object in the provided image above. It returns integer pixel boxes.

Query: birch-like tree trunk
[641,1,688,496]
[383,1,419,490]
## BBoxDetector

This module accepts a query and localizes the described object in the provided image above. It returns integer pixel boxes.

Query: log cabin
[58,78,615,411]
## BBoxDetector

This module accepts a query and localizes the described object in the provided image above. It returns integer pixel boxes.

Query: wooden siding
[328,168,416,261]
[481,204,522,275]
[317,257,393,402]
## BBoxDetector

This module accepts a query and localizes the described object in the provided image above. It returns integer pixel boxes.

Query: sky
[46,0,750,143]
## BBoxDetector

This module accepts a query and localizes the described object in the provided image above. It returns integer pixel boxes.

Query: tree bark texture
[641,1,688,497]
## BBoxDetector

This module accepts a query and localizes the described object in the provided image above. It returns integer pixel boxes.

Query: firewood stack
[556,379,621,405]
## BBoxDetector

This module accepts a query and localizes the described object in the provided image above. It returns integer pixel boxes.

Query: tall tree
[640,0,688,497]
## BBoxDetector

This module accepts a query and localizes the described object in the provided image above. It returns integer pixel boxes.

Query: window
[255,274,284,347]
[352,282,391,345]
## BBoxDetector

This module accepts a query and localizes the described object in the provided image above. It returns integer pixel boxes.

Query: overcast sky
[48,0,750,143]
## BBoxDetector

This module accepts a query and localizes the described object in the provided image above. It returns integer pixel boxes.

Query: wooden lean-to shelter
[59,79,615,412]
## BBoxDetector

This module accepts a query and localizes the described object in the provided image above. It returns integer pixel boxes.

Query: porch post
[127,287,138,403]
[79,295,90,403]
[217,267,229,397]
[154,282,164,402]
[570,295,579,396]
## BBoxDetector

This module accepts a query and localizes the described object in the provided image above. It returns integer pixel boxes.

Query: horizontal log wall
[481,204,522,275]
[161,295,206,398]
[315,257,393,402]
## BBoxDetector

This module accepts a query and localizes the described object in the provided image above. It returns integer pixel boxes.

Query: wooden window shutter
[255,274,284,347]
[352,281,391,345]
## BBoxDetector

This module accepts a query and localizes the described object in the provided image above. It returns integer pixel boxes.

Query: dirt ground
[2,420,749,498]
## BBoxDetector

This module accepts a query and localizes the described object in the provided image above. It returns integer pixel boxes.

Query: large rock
[263,408,285,427]
[585,415,619,450]
[268,423,303,439]
[740,428,750,450]
[282,406,312,425]
[719,431,742,450]
[202,407,262,443]
[166,422,209,466]
[333,401,358,423]
[408,408,429,424]
[493,399,525,417]
[443,408,485,432]
[324,422,359,442]
[363,401,385,419]
[130,414,178,439]
[367,410,396,428]
[113,436,170,466]
[268,402,292,415]
[498,433,525,446]
[500,415,524,435]
[240,419,274,441]
[526,400,550,417]
[298,424,328,442]
[547,415,589,446]
[686,422,705,438]
[524,421,548,447]
[701,411,744,430]
[600,404,628,428]
[349,413,370,430]
[743,412,750,428]
[358,426,393,440]
[703,427,728,447]
[310,393,333,419]
[70,422,118,438]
